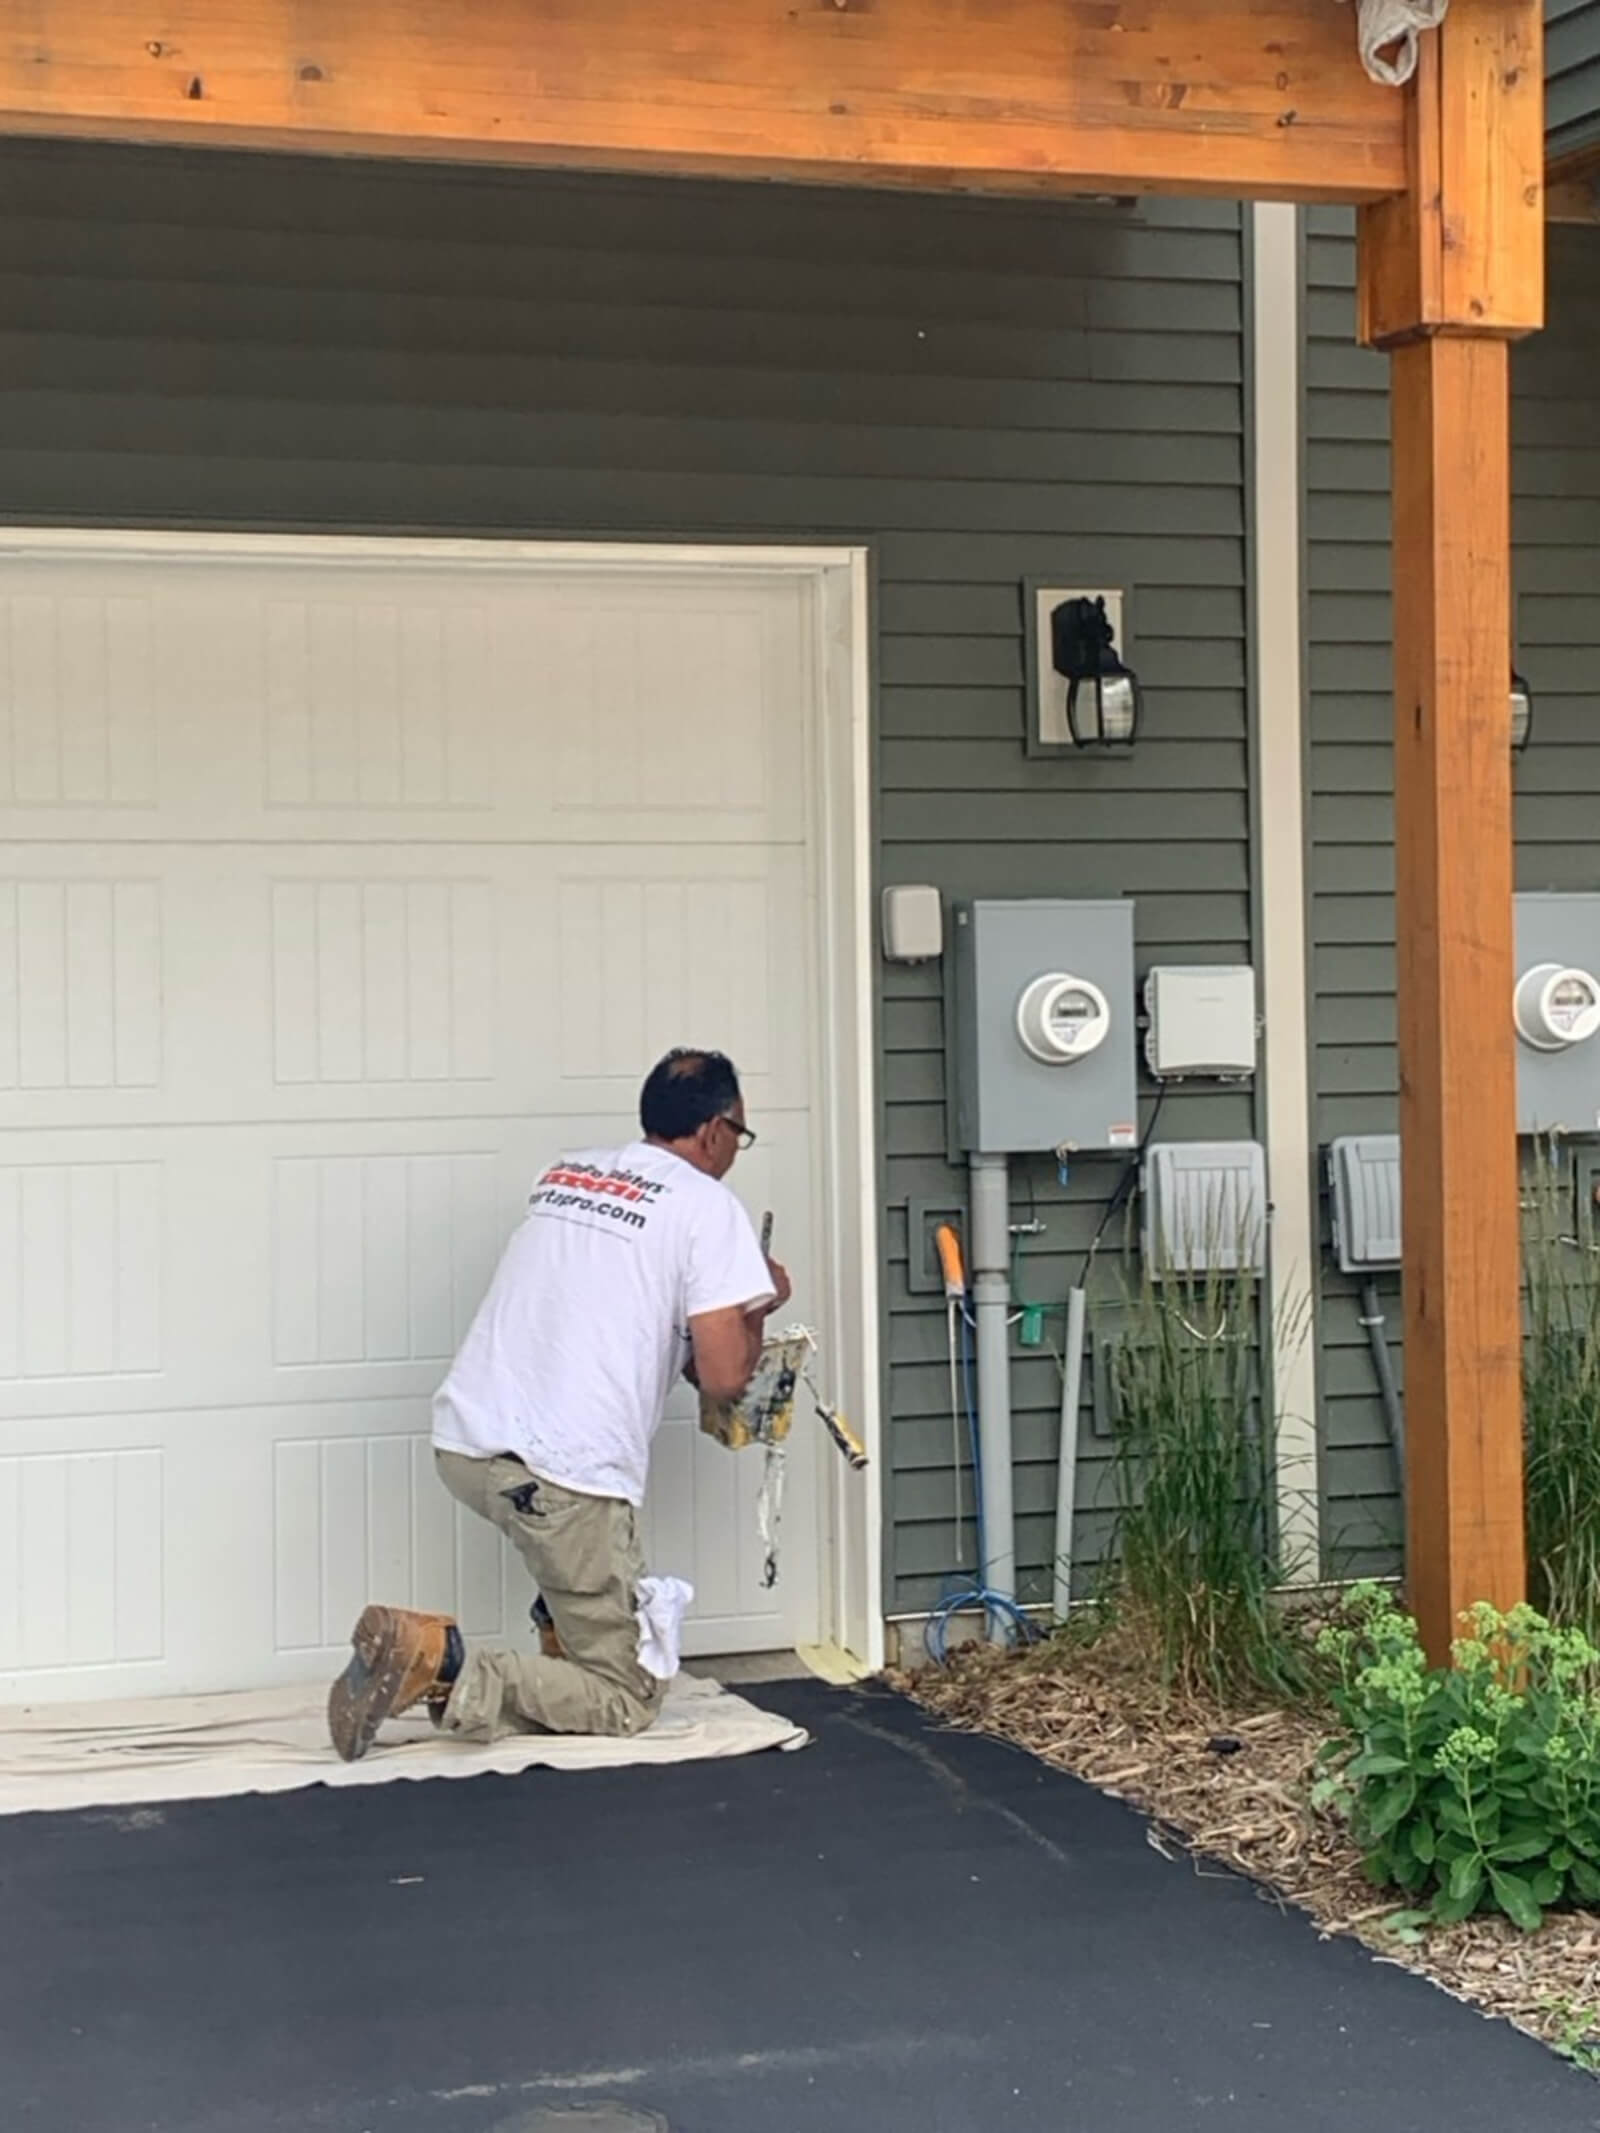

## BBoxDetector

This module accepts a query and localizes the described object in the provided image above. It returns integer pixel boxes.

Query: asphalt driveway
[4,1678,1599,2131]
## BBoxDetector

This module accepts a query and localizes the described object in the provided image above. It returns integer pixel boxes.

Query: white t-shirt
[432,1140,776,1507]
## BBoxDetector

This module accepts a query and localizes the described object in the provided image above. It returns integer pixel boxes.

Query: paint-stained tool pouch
[698,1326,868,1589]
[696,1211,868,1587]
[698,1330,808,1590]
[696,1331,806,1454]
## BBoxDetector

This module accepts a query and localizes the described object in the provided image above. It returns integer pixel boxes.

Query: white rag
[1339,0,1449,86]
[634,1574,695,1681]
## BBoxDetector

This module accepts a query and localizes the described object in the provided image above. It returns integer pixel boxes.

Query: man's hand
[688,1305,764,1406]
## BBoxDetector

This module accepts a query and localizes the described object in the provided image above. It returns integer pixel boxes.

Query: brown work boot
[327,1605,463,1763]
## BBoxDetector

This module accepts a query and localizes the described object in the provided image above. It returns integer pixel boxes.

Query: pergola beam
[1,0,1407,204]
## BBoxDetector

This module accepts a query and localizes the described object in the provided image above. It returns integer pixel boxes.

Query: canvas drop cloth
[0,1672,808,1817]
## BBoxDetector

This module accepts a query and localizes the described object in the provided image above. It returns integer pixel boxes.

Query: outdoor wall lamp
[1510,669,1534,754]
[1050,594,1142,749]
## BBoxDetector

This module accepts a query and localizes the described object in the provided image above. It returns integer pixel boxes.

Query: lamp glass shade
[1510,672,1533,753]
[1066,667,1140,748]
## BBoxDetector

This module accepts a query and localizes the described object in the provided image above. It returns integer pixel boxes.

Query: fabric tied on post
[1338,0,1449,86]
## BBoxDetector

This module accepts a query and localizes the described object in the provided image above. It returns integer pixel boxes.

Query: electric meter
[1015,972,1111,1065]
[1514,963,1600,1052]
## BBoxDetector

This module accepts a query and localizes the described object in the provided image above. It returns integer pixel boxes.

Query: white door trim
[0,531,862,573]
[1248,204,1321,1580]
[815,552,885,1668]
[0,527,885,1668]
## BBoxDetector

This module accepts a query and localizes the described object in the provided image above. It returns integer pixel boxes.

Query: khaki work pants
[434,1449,666,1739]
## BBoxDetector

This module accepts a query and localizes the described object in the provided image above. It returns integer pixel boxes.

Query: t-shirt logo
[528,1162,667,1235]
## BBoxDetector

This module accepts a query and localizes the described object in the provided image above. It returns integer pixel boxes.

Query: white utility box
[1328,1134,1403,1274]
[1141,1140,1267,1275]
[1143,964,1257,1080]
[881,884,944,964]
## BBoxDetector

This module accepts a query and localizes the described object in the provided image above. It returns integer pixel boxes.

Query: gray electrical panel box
[1141,1140,1267,1275]
[947,897,1137,1155]
[1328,1134,1402,1273]
[1515,894,1600,1135]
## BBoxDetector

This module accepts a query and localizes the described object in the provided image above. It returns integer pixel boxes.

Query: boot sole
[327,1604,418,1763]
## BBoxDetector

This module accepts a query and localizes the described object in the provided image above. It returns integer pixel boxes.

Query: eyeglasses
[719,1114,757,1151]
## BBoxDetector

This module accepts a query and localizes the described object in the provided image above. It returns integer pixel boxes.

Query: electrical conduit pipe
[969,1152,1017,1630]
[1052,1285,1087,1624]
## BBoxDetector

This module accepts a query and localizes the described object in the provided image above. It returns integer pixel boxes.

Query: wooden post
[1357,0,1543,1664]
[1387,333,1524,1663]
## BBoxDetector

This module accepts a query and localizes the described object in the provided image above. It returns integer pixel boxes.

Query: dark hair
[639,1050,742,1141]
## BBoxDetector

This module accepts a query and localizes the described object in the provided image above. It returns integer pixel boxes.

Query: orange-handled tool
[934,1223,966,1301]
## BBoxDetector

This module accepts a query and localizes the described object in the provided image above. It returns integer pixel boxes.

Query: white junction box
[1328,1134,1402,1274]
[1141,1140,1267,1275]
[1143,964,1257,1080]
[881,883,943,964]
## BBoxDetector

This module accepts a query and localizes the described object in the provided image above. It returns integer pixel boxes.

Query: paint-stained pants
[434,1449,666,1739]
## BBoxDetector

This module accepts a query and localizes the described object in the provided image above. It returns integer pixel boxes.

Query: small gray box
[1328,1134,1402,1273]
[1515,894,1600,1135]
[1141,1140,1267,1274]
[947,897,1137,1155]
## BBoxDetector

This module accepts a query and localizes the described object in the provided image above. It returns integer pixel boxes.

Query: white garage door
[0,538,832,1700]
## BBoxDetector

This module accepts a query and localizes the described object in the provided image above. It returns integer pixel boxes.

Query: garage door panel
[0,845,811,1130]
[538,848,812,1116]
[0,1397,547,1700]
[0,873,163,1103]
[0,1154,163,1393]
[262,590,499,817]
[519,579,810,843]
[0,1412,220,1697]
[0,1109,814,1417]
[0,1444,164,1677]
[269,1420,511,1657]
[0,1124,494,1423]
[0,581,160,813]
[1,564,809,848]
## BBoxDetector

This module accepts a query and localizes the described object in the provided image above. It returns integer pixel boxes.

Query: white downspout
[1251,201,1321,1581]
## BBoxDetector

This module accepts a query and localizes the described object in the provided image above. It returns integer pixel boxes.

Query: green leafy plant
[1540,1994,1600,2076]
[1317,1584,1600,1932]
[1105,1248,1313,1705]
[1523,1142,1600,1645]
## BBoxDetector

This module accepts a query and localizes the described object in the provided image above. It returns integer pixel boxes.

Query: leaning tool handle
[811,1394,869,1471]
[765,1209,871,1472]
[934,1222,967,1300]
[758,1213,781,1589]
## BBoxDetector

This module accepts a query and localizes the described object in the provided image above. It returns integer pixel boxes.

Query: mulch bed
[893,1630,1600,2067]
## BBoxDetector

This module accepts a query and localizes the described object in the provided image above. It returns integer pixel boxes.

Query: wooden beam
[1357,0,1540,1664]
[0,0,1406,204]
